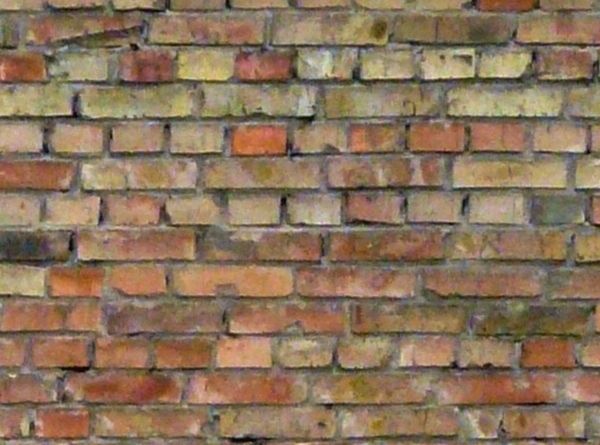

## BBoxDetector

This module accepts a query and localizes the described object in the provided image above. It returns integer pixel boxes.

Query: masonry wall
[1,0,600,442]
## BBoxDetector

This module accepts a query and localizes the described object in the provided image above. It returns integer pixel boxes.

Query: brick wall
[0,0,599,442]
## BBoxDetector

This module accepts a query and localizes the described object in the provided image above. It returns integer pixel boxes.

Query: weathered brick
[0,85,72,116]
[0,53,46,82]
[463,409,503,439]
[0,231,71,261]
[454,159,567,188]
[568,87,600,117]
[95,337,149,368]
[503,409,584,438]
[294,123,347,153]
[0,123,43,153]
[397,336,456,367]
[337,337,391,369]
[235,51,293,81]
[458,339,515,368]
[154,338,212,368]
[0,375,54,403]
[119,50,174,82]
[407,192,462,223]
[35,409,89,439]
[469,193,527,225]
[0,265,45,296]
[532,195,585,225]
[0,301,101,332]
[360,49,414,79]
[105,195,162,226]
[46,196,100,226]
[518,14,600,44]
[51,124,104,155]
[228,194,281,225]
[346,191,404,224]
[111,122,163,153]
[166,196,222,225]
[216,337,272,368]
[409,122,465,152]
[521,338,576,368]
[276,338,334,368]
[478,49,531,78]
[0,195,40,226]
[470,122,527,152]
[0,338,27,367]
[49,266,104,298]
[537,48,595,80]
[49,51,109,82]
[108,264,167,296]
[349,123,402,153]
[421,48,475,79]
[0,408,27,438]
[32,337,89,368]
[477,0,535,10]
[171,123,223,154]
[177,48,235,81]
[297,48,356,79]
[287,193,342,226]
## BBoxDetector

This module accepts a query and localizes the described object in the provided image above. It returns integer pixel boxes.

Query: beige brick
[576,159,600,189]
[421,48,475,79]
[0,265,45,296]
[178,49,235,81]
[171,123,223,154]
[568,87,600,117]
[293,123,347,154]
[51,124,104,155]
[166,196,222,225]
[229,194,281,226]
[478,50,531,78]
[49,51,109,82]
[111,122,163,153]
[0,195,40,226]
[46,196,101,226]
[533,123,586,153]
[454,159,567,188]
[357,0,465,8]
[297,49,356,80]
[407,192,462,223]
[0,123,42,153]
[288,193,342,226]
[469,193,527,225]
[448,86,563,117]
[360,49,414,79]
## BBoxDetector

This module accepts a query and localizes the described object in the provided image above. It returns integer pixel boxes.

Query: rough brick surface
[1,2,599,443]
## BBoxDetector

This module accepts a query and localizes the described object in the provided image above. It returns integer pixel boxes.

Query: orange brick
[32,336,89,368]
[349,124,402,153]
[231,125,287,156]
[36,409,89,439]
[216,337,272,368]
[521,338,576,368]
[95,337,150,368]
[470,122,527,152]
[409,122,465,152]
[234,51,293,81]
[119,50,174,82]
[108,265,167,296]
[49,266,104,298]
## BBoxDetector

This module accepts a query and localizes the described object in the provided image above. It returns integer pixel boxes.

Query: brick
[518,14,600,44]
[478,49,531,78]
[79,85,193,118]
[437,374,558,405]
[0,231,71,261]
[360,49,414,79]
[149,14,264,44]
[202,230,321,262]
[566,374,600,402]
[592,195,600,223]
[297,0,349,5]
[96,408,207,438]
[49,51,109,82]
[0,265,45,296]
[204,158,320,189]
[341,407,458,437]
[171,0,225,8]
[0,408,27,438]
[297,48,356,79]
[352,304,467,334]
[273,13,388,45]
[397,336,456,367]
[231,0,288,6]
[537,48,595,80]
[0,0,44,9]
[568,87,600,117]
[328,157,442,188]
[95,337,149,368]
[171,123,223,154]
[576,159,600,189]
[421,48,475,79]
[32,337,89,368]
[294,123,347,154]
[49,267,104,298]
[0,301,101,332]
[540,0,592,8]
[297,266,415,298]
[113,0,166,8]
[229,194,280,225]
[173,265,293,297]
[329,230,444,262]
[108,265,166,296]
[220,407,335,439]
[51,124,104,155]
[521,338,576,368]
[231,125,287,156]
[46,196,100,226]
[0,195,39,226]
[0,338,27,367]
[216,337,272,368]
[473,305,591,335]
[188,373,306,404]
[82,160,197,190]
[119,50,174,82]
[177,48,235,81]
[0,375,53,403]
[235,51,293,81]
[548,269,600,299]
[407,192,462,223]
[111,122,163,153]
[349,124,402,153]
[105,195,162,226]
[324,84,438,117]
[503,409,584,438]
[346,192,404,224]
[409,122,465,152]
[477,0,535,10]
[0,161,75,190]
[424,267,542,298]
[0,53,46,82]
[392,14,437,42]
[78,229,195,261]
[436,15,515,43]
[470,122,527,152]
[166,196,222,225]
[454,159,567,189]
[36,409,89,439]
[65,372,182,403]
[47,0,104,8]
[337,337,391,369]
[106,302,222,334]
[469,193,527,225]
[581,339,600,366]
[532,195,585,225]
[458,338,514,368]
[288,193,341,225]
[0,123,42,153]
[230,302,344,334]
[202,84,317,117]
[313,374,427,404]
[154,338,212,368]
[276,338,334,368]
[533,123,586,153]
[448,86,563,117]
[575,233,600,262]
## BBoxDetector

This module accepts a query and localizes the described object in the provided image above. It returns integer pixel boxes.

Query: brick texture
[0,1,598,444]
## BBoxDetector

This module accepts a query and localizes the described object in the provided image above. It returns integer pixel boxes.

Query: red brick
[477,0,535,10]
[503,409,584,439]
[521,338,576,368]
[49,266,104,298]
[216,337,272,368]
[0,338,26,367]
[234,51,293,81]
[119,50,174,82]
[108,265,167,296]
[346,191,404,224]
[0,408,27,438]
[150,15,264,44]
[36,409,89,439]
[470,122,526,152]
[0,53,46,81]
[95,337,150,368]
[437,374,559,405]
[0,161,75,190]
[0,301,100,332]
[537,48,594,79]
[231,125,287,156]
[32,336,89,368]
[349,124,402,153]
[65,372,183,403]
[409,122,465,152]
[518,15,600,44]
[188,373,306,404]
[105,195,162,226]
[397,336,456,367]
[154,338,213,369]
[297,266,416,298]
[0,375,53,403]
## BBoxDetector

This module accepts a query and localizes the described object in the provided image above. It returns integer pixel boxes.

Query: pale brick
[478,50,531,78]
[229,194,281,226]
[46,196,101,226]
[469,193,527,225]
[360,49,414,79]
[166,196,222,225]
[0,265,45,296]
[407,192,462,223]
[178,49,235,81]
[287,193,342,226]
[297,49,356,79]
[421,48,475,79]
[171,123,223,154]
[49,52,109,82]
[0,195,40,226]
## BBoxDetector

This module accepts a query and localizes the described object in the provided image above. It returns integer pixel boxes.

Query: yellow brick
[478,50,531,78]
[360,49,414,79]
[178,49,235,81]
[421,48,475,79]
[575,159,600,188]
[453,159,567,188]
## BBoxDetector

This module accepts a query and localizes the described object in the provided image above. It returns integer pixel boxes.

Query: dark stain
[0,231,71,261]
[370,20,388,40]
